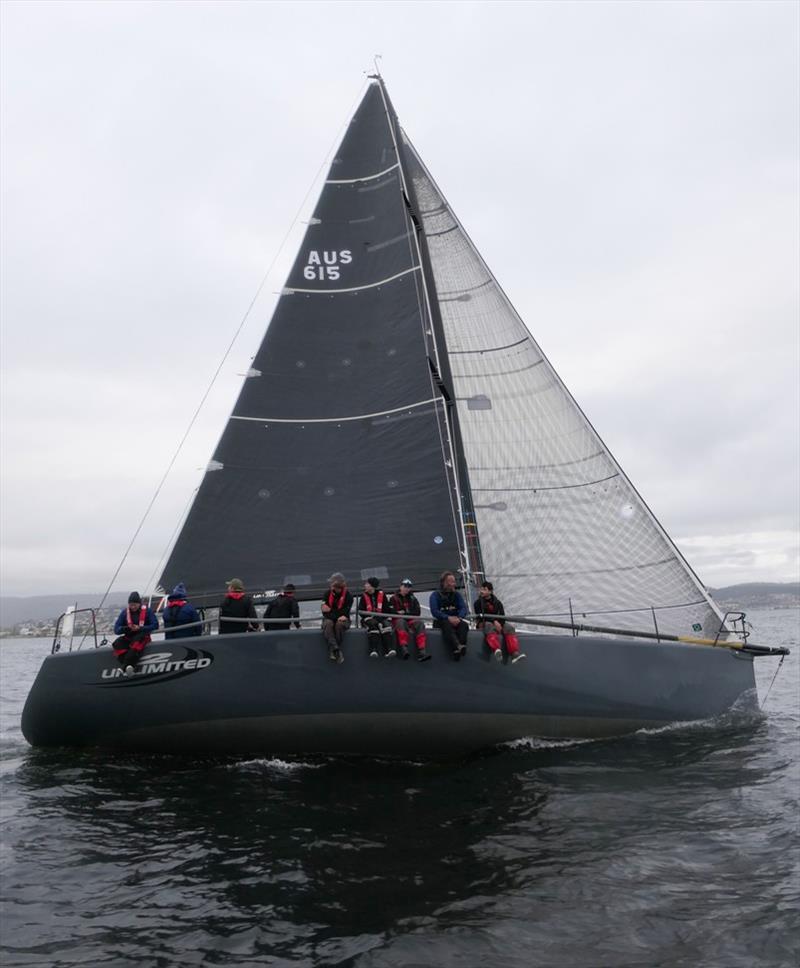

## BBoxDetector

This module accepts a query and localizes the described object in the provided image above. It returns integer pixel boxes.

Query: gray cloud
[1,0,798,595]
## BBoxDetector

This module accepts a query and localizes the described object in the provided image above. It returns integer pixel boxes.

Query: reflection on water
[1,613,798,967]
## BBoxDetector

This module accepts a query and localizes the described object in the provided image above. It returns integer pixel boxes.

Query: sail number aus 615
[304,250,352,280]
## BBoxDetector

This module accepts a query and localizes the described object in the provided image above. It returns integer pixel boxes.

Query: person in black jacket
[474,581,526,663]
[390,578,430,662]
[321,572,352,664]
[264,583,301,631]
[358,577,396,659]
[219,578,258,634]
[163,582,202,639]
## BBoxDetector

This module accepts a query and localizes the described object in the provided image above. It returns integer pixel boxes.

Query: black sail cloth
[160,83,462,604]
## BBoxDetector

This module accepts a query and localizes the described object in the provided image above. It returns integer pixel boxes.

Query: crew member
[359,577,396,659]
[390,578,430,662]
[429,571,469,660]
[219,579,258,634]
[113,592,159,676]
[163,582,202,639]
[474,581,526,664]
[321,572,352,664]
[264,583,301,631]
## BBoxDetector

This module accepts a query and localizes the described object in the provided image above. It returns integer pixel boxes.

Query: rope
[96,78,369,613]
[760,655,786,708]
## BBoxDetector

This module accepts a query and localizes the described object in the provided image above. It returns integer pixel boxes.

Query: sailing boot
[368,630,380,659]
[381,626,396,658]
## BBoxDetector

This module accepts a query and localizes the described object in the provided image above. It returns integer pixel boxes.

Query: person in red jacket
[321,572,352,664]
[390,578,430,662]
[112,591,159,677]
[474,581,526,664]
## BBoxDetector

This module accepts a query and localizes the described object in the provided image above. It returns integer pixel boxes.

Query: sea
[1,608,798,968]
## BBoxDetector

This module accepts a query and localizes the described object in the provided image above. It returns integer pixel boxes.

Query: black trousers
[322,617,349,650]
[438,619,468,654]
[363,617,394,655]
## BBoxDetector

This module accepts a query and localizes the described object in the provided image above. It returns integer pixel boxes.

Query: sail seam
[230,396,443,424]
[326,163,399,184]
[450,337,530,356]
[473,473,620,493]
[469,452,606,471]
[284,265,419,295]
[493,557,681,580]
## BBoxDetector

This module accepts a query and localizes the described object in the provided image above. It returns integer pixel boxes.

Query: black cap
[128,591,142,604]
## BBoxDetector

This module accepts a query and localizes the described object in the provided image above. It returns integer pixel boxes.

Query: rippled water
[1,609,798,967]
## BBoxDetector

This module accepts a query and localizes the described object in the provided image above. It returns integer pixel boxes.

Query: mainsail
[160,83,466,602]
[161,77,726,638]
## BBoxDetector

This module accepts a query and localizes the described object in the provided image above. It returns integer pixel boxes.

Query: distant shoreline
[1,583,797,636]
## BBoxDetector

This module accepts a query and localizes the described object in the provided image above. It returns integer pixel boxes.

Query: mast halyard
[373,75,486,601]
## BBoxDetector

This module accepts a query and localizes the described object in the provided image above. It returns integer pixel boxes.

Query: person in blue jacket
[113,592,159,676]
[163,583,202,639]
[429,570,469,660]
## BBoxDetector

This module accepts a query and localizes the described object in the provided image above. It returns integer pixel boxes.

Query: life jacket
[362,590,385,613]
[126,605,145,628]
[327,587,348,610]
[438,590,460,613]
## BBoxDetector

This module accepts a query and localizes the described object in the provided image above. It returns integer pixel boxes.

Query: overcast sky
[1,0,798,598]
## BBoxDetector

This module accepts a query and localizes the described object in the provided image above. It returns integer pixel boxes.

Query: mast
[372,74,485,602]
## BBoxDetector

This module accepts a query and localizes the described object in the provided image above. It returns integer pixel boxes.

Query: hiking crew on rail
[112,572,529,670]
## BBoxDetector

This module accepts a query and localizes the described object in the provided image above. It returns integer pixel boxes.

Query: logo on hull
[99,648,215,686]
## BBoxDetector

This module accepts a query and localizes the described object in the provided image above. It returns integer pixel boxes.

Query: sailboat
[21,76,788,755]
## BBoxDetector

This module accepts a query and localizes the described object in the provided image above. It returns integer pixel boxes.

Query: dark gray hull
[21,629,758,755]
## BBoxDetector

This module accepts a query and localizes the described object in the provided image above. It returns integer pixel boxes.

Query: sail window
[284,574,312,586]
[360,566,389,580]
[434,536,444,544]
[464,394,492,411]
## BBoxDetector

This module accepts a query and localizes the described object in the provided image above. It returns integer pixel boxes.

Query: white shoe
[511,653,527,664]
[369,650,379,659]
[493,648,503,662]
[124,665,135,677]
[384,649,396,659]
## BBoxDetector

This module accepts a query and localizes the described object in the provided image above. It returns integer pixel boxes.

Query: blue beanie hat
[171,582,187,598]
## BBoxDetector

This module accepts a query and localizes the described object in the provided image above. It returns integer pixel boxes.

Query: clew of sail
[400,133,726,639]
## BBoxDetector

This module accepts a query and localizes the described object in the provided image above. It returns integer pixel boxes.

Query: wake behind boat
[21,73,788,755]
